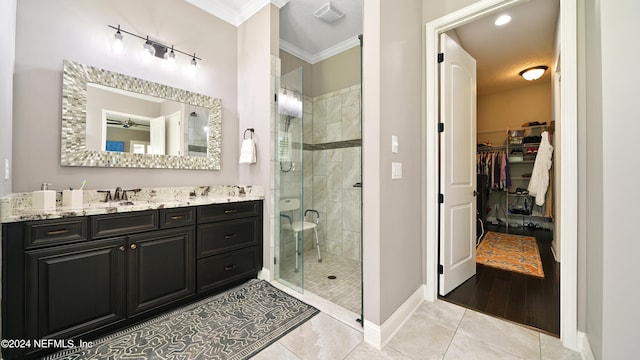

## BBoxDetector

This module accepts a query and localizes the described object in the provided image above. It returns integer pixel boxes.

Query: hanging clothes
[528,131,553,206]
[477,149,510,191]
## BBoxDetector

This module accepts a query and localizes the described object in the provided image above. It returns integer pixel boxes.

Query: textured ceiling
[185,0,558,94]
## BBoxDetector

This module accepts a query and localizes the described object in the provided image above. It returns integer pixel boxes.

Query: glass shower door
[274,66,305,292]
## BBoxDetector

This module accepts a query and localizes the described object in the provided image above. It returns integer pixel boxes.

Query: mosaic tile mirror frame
[61,60,222,170]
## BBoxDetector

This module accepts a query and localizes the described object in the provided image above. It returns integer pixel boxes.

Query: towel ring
[244,128,254,139]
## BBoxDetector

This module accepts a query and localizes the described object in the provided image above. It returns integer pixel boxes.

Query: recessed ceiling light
[495,15,511,26]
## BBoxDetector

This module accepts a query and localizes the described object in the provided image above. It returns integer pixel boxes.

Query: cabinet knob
[130,243,137,250]
[118,245,126,252]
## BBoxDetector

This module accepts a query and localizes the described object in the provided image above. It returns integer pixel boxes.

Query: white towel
[239,138,256,164]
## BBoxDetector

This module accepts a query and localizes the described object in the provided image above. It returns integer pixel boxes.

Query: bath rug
[476,231,544,278]
[46,279,319,360]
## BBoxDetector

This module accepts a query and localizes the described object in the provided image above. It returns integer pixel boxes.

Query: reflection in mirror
[85,83,210,157]
[61,60,221,169]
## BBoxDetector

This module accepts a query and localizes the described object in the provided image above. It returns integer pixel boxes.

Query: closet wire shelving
[477,125,553,232]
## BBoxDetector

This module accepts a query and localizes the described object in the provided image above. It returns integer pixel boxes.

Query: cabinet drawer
[197,247,257,293]
[197,201,257,223]
[91,210,158,239]
[159,207,196,229]
[197,218,256,258]
[25,218,88,249]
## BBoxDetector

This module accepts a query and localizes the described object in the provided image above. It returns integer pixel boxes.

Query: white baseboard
[257,267,271,281]
[550,244,559,263]
[363,285,425,349]
[578,331,595,360]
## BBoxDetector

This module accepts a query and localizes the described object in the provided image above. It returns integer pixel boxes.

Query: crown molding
[271,0,290,8]
[185,0,238,25]
[185,0,289,26]
[280,36,360,64]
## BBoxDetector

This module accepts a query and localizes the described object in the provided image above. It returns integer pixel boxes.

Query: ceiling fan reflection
[106,118,150,129]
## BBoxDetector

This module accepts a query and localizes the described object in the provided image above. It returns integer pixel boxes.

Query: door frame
[423,0,579,351]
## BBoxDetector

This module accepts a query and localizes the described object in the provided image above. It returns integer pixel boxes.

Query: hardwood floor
[440,225,560,336]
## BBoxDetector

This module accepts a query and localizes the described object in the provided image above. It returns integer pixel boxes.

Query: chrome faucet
[113,187,123,201]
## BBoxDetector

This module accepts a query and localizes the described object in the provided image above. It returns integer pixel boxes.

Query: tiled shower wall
[303,85,362,261]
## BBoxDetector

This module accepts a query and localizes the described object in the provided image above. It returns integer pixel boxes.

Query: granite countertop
[0,185,264,223]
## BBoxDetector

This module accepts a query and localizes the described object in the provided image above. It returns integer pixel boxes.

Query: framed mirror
[61,60,221,169]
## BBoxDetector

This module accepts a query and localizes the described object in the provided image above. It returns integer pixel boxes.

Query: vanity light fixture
[108,25,202,70]
[163,46,176,70]
[185,53,198,77]
[112,25,124,54]
[519,65,548,81]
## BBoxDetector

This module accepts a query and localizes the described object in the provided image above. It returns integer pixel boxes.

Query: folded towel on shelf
[239,138,257,164]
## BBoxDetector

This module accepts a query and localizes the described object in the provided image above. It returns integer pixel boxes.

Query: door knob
[130,243,137,250]
[473,190,478,197]
[118,245,125,252]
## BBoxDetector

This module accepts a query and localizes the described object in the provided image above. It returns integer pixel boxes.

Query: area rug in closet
[476,231,544,278]
[46,279,319,360]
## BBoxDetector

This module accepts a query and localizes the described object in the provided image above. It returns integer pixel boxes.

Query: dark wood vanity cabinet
[196,202,263,293]
[1,200,262,360]
[127,227,195,317]
[25,237,128,340]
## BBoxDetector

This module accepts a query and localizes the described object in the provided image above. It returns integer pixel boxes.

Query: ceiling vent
[313,2,344,23]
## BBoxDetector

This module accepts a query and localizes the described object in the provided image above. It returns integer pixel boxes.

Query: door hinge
[274,257,277,265]
[274,93,278,102]
[439,194,444,204]
[438,264,444,274]
[438,53,444,63]
[438,123,444,133]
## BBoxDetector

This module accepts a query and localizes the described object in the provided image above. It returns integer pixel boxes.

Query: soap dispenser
[32,183,56,211]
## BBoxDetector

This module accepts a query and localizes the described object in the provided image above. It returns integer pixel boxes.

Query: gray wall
[0,0,16,196]
[362,0,423,325]
[582,0,604,357]
[585,0,640,358]
[237,4,279,274]
[13,0,239,192]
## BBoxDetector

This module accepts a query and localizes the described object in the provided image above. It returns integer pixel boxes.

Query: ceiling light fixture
[495,14,511,26]
[108,25,202,70]
[314,2,345,23]
[519,66,548,81]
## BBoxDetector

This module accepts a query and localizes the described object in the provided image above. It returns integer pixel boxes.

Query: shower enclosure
[274,59,363,317]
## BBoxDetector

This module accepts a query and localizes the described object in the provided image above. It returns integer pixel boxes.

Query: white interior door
[439,33,477,296]
[149,115,166,155]
[165,111,182,156]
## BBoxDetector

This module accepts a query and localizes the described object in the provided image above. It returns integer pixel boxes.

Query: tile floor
[278,249,362,314]
[252,298,581,360]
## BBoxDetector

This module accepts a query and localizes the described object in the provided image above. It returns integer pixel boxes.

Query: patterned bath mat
[476,231,544,278]
[46,279,319,360]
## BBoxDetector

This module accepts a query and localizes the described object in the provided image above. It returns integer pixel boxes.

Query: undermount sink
[84,200,150,208]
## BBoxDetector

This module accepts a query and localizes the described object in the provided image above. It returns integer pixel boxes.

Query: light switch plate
[4,159,8,180]
[392,162,402,179]
[392,135,399,153]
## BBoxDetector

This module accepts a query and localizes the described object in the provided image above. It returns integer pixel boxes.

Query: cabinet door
[25,238,127,339]
[127,227,195,317]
